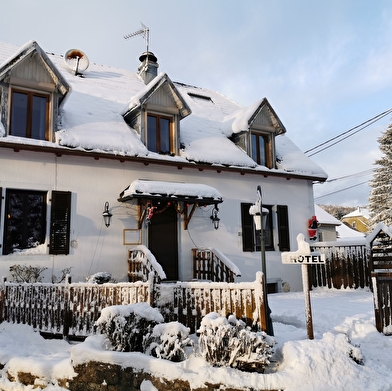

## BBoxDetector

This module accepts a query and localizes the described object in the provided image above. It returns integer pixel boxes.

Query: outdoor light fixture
[210,205,220,230]
[102,201,112,228]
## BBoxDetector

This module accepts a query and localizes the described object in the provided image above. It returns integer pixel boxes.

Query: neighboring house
[341,207,370,234]
[314,205,340,242]
[0,40,327,291]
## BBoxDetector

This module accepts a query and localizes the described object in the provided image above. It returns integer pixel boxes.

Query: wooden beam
[184,203,197,230]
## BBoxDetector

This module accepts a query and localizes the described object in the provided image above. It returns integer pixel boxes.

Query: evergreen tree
[368,123,392,227]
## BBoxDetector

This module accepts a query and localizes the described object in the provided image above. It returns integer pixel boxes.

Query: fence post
[255,272,268,332]
[148,273,155,307]
[0,277,6,324]
[63,281,71,339]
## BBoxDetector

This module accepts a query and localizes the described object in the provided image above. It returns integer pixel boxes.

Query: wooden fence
[371,272,392,335]
[309,242,369,289]
[0,273,267,338]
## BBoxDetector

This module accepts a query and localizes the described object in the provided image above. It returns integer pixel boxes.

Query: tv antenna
[124,23,150,53]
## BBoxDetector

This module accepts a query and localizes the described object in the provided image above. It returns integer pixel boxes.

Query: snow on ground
[0,288,391,390]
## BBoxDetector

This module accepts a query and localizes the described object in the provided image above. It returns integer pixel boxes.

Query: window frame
[2,189,47,255]
[9,87,50,141]
[250,130,273,168]
[146,113,175,155]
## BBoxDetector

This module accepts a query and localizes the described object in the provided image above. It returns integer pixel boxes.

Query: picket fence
[0,273,267,339]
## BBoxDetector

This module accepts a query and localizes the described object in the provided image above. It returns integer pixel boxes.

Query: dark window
[241,203,274,252]
[3,189,47,255]
[49,191,72,255]
[10,89,49,140]
[147,114,173,154]
[251,132,273,168]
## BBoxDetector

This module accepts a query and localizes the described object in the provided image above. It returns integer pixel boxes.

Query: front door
[148,203,178,281]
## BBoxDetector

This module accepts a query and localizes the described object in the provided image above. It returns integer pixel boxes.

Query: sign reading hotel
[281,233,325,265]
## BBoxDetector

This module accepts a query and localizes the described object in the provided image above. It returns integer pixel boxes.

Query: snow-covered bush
[86,271,113,284]
[147,321,191,362]
[9,264,47,283]
[96,302,164,352]
[197,312,276,372]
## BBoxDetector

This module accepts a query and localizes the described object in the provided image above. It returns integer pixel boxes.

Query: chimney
[138,51,158,84]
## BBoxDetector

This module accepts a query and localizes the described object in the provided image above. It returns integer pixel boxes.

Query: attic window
[187,93,214,104]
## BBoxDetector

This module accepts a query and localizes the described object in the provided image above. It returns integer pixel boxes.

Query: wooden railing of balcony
[192,248,241,283]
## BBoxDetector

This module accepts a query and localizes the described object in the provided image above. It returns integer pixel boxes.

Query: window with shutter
[277,205,290,251]
[49,191,71,255]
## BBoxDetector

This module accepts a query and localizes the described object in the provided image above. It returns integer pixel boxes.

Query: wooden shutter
[49,191,71,255]
[277,205,290,252]
[241,203,254,252]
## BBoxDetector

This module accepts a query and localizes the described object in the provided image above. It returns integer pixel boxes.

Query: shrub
[86,271,112,284]
[147,321,191,362]
[9,264,47,283]
[197,312,276,372]
[96,302,164,352]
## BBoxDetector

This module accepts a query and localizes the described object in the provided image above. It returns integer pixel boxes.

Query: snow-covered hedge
[96,303,191,362]
[96,302,164,353]
[147,321,191,362]
[197,312,276,372]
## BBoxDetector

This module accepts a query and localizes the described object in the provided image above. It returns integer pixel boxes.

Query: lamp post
[250,185,274,336]
[102,201,112,227]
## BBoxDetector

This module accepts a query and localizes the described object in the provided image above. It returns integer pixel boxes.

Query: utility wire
[324,169,373,183]
[305,107,392,157]
[314,180,369,201]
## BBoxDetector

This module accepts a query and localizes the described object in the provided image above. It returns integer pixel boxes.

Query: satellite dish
[64,49,89,75]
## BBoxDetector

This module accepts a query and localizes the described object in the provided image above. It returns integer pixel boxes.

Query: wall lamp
[102,201,112,228]
[210,205,220,230]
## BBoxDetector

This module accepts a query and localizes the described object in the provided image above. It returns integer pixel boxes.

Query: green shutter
[277,205,290,251]
[49,191,71,255]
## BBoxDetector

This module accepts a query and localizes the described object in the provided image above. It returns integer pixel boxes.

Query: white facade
[0,41,327,291]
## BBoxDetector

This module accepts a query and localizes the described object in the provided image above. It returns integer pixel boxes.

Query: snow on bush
[86,271,113,284]
[96,302,164,352]
[147,321,192,362]
[197,312,276,372]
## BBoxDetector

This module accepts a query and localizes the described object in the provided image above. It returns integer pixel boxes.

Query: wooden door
[148,203,178,281]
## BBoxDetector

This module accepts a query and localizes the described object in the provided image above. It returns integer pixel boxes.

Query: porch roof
[118,179,223,206]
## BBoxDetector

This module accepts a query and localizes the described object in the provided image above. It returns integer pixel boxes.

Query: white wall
[0,147,316,291]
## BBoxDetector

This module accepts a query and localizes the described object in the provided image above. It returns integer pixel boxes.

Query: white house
[0,40,327,291]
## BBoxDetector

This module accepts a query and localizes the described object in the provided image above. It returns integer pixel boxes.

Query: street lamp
[249,185,274,336]
[102,201,112,228]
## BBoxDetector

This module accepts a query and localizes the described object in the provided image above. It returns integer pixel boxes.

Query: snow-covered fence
[0,273,268,338]
[155,272,267,333]
[371,271,392,335]
[0,281,151,339]
[192,248,241,282]
[309,242,369,289]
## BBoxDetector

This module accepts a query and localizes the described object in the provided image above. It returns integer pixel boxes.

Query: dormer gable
[0,41,70,142]
[227,98,286,169]
[122,72,191,156]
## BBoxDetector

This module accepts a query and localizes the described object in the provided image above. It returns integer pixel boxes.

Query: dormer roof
[0,40,70,103]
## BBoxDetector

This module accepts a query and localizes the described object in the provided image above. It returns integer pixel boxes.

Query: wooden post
[302,264,314,340]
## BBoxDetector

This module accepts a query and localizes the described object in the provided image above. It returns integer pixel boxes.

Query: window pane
[160,118,170,153]
[11,92,28,137]
[258,135,266,166]
[147,116,157,152]
[251,133,258,162]
[3,190,46,254]
[32,95,47,140]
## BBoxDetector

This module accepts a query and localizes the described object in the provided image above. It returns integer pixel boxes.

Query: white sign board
[281,252,325,264]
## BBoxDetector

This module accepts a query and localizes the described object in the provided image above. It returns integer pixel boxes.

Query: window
[3,189,47,255]
[2,189,72,256]
[10,89,49,140]
[241,203,290,252]
[251,131,273,168]
[147,114,174,154]
[241,203,274,252]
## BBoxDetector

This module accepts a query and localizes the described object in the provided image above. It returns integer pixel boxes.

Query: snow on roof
[121,180,222,202]
[366,222,392,246]
[0,40,327,180]
[342,207,370,219]
[314,205,341,226]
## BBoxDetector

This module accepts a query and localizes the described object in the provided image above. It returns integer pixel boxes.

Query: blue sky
[2,0,392,207]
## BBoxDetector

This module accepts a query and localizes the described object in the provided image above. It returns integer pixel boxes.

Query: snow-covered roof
[119,180,222,203]
[342,207,370,219]
[0,40,328,181]
[366,222,392,246]
[315,205,341,226]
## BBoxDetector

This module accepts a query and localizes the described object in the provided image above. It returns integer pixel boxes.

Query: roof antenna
[124,22,150,53]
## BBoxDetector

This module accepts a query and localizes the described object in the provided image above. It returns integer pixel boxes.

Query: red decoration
[308,215,318,241]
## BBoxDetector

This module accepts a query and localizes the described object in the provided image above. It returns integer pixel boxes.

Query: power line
[314,180,369,201]
[305,107,392,157]
[324,169,373,183]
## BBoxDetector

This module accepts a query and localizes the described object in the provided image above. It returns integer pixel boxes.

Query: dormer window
[251,131,273,168]
[10,88,50,140]
[147,113,174,155]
